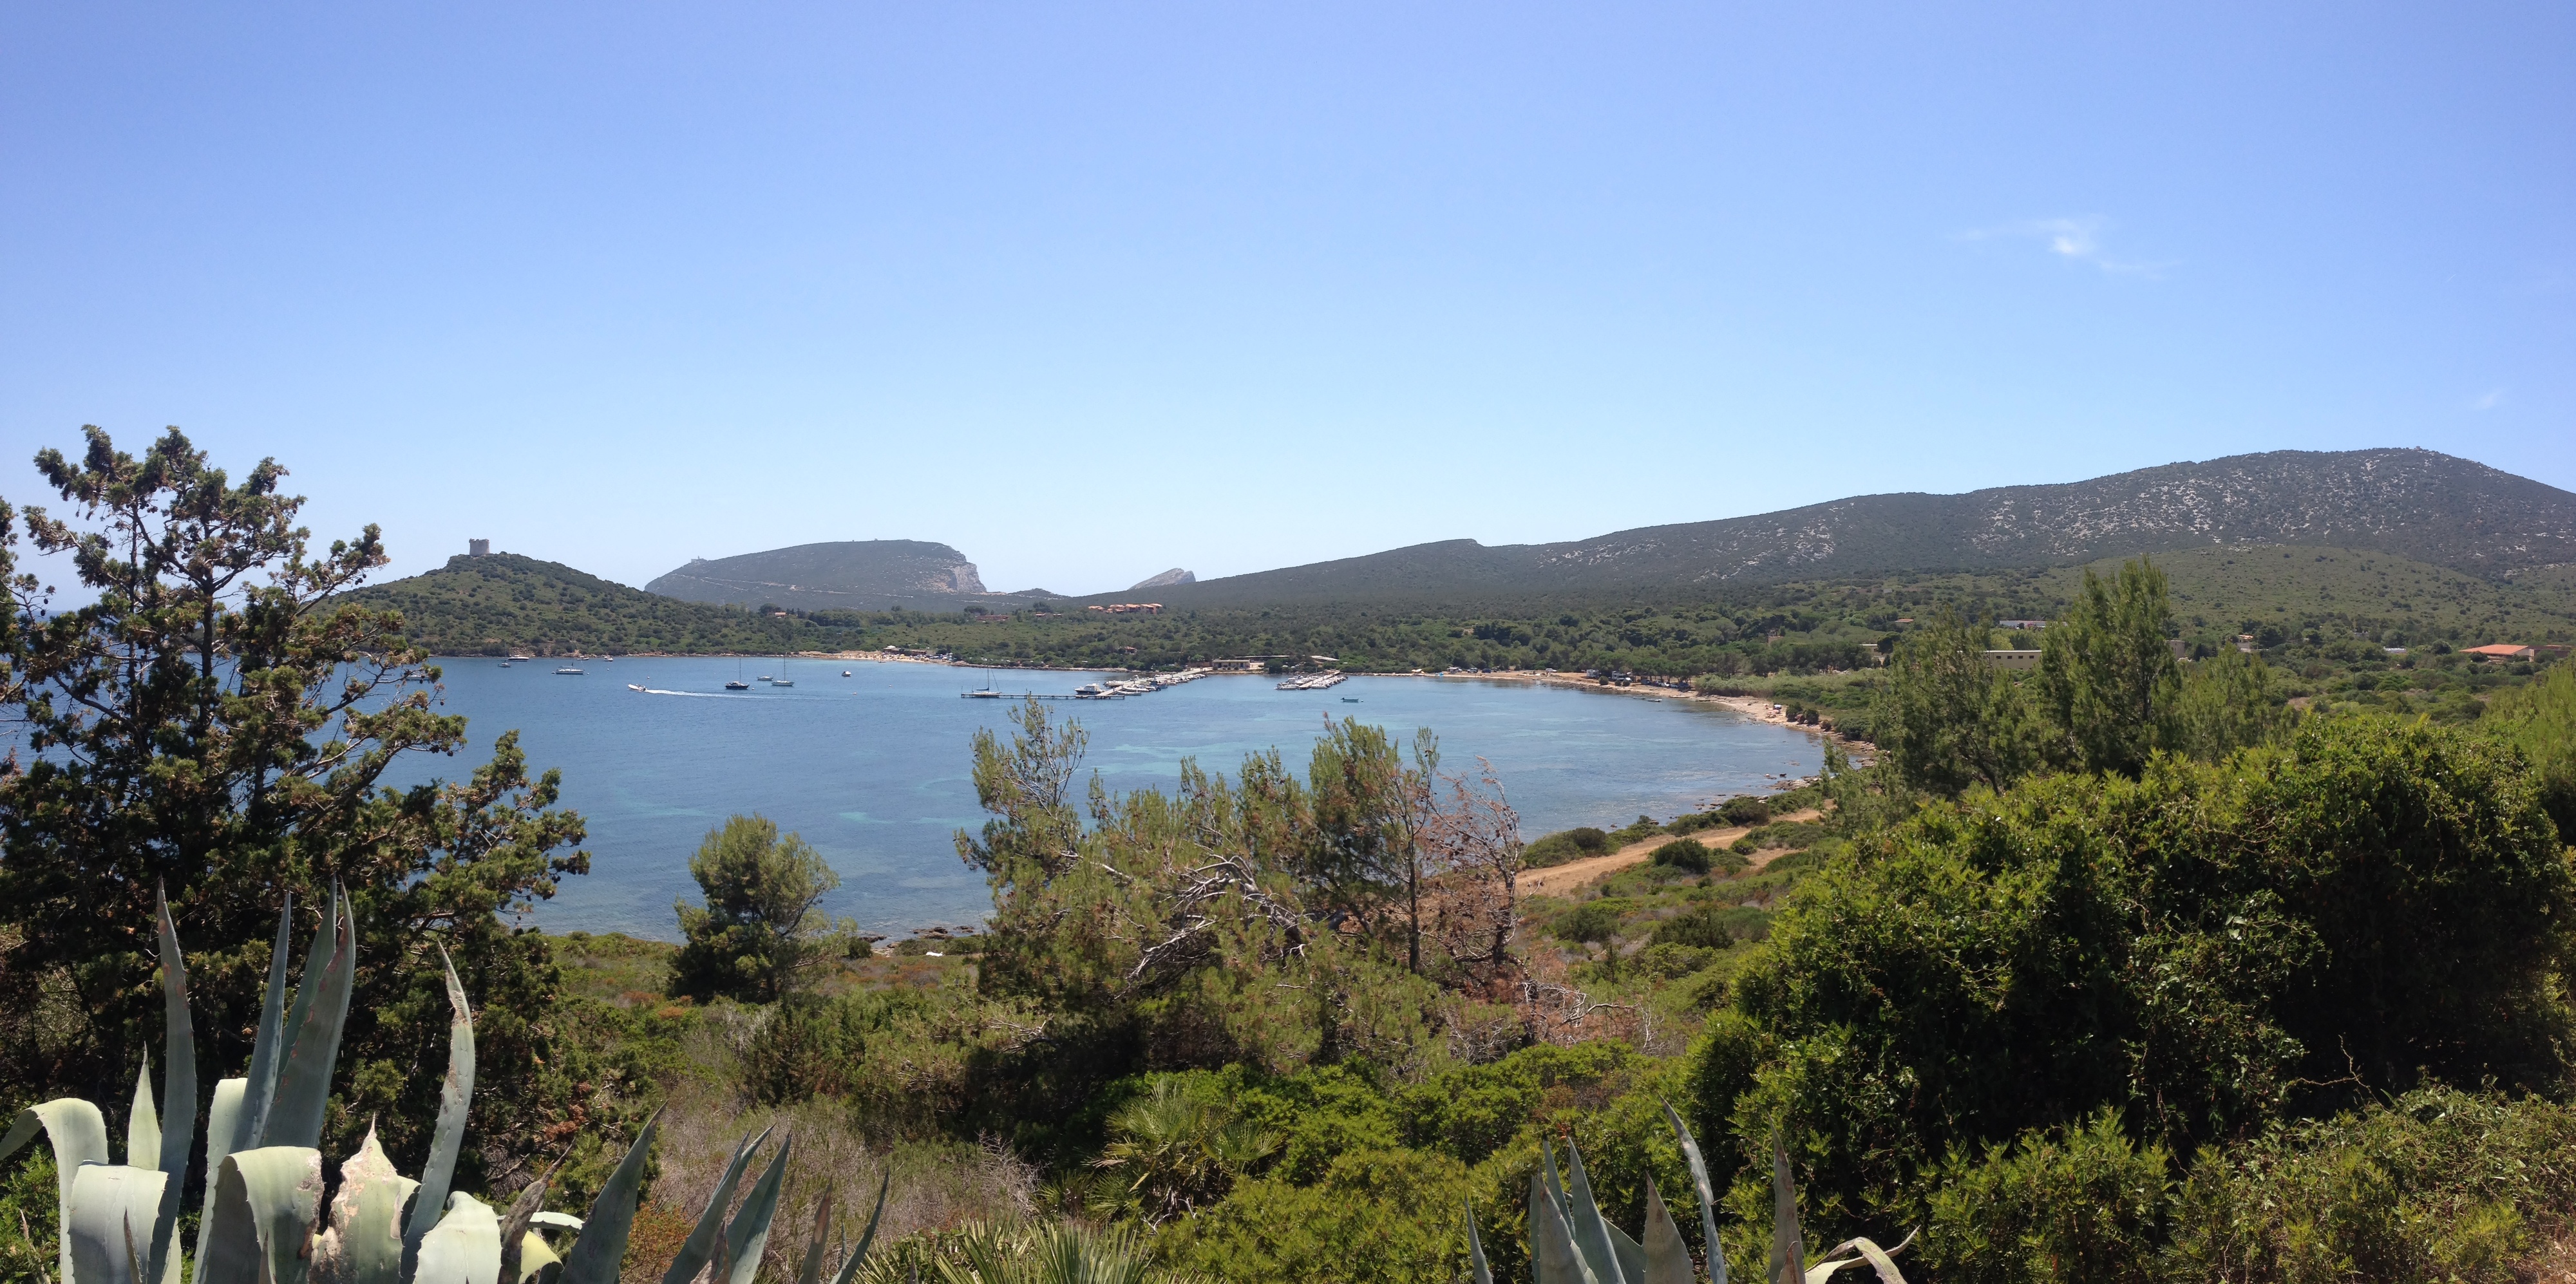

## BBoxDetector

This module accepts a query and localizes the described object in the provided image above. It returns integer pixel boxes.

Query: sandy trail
[1516,808,1824,898]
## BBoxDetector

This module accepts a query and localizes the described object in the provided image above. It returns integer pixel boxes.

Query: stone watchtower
[469,538,491,557]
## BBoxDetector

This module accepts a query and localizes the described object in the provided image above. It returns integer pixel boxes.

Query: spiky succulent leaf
[404,947,479,1264]
[193,1080,249,1284]
[149,892,196,1284]
[1770,1138,1802,1284]
[824,1170,891,1284]
[658,1129,769,1284]
[515,1232,562,1284]
[495,1160,557,1284]
[413,1194,502,1284]
[3,1099,111,1284]
[126,1058,159,1171]
[1464,1200,1495,1284]
[1641,1180,1692,1284]
[1803,1234,1913,1284]
[719,1135,794,1284]
[67,1164,167,1284]
[264,901,354,1151]
[1562,1143,1630,1284]
[1530,1159,1599,1284]
[313,1126,419,1284]
[1661,1102,1728,1284]
[198,1147,325,1284]
[791,1186,834,1284]
[236,895,296,1153]
[530,1214,583,1232]
[558,1111,655,1284]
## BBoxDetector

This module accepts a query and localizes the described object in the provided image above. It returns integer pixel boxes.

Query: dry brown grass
[620,1075,1038,1284]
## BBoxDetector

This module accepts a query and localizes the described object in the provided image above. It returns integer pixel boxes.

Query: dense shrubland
[7,429,2576,1284]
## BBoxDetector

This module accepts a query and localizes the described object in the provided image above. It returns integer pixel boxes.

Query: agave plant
[1464,1104,1911,1284]
[0,889,890,1284]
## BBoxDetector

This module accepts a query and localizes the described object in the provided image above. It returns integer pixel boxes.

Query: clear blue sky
[3,3,2568,596]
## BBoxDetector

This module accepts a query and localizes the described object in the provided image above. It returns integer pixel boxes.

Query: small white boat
[963,688,1003,699]
[725,680,750,690]
[627,683,645,692]
[842,670,853,677]
[498,662,511,668]
[554,666,585,675]
[1074,683,1111,699]
[772,679,794,688]
[757,675,773,682]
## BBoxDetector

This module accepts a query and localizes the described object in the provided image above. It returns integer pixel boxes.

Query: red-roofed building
[2464,644,2536,661]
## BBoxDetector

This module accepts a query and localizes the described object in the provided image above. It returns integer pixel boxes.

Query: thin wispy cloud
[2469,388,2506,411]
[1962,216,2175,278]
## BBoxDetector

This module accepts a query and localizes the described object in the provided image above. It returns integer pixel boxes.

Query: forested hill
[647,539,1056,612]
[1121,448,2576,607]
[350,553,817,655]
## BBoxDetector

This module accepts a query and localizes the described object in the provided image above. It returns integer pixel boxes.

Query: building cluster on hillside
[1088,603,1163,615]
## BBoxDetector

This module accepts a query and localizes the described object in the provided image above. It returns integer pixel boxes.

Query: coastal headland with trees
[6,428,2576,1282]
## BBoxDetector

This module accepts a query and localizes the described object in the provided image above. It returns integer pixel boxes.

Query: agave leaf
[530,1213,583,1232]
[405,947,478,1265]
[263,905,354,1151]
[1464,1199,1495,1284]
[496,1160,560,1284]
[236,894,297,1153]
[414,1194,502,1284]
[68,1164,169,1284]
[127,1057,160,1169]
[1530,1159,1599,1284]
[1641,1180,1692,1284]
[312,1125,420,1284]
[1660,1102,1728,1284]
[1562,1142,1630,1284]
[516,1232,562,1284]
[1802,1234,1913,1284]
[193,1080,249,1284]
[558,1110,656,1284]
[718,1135,794,1284]
[1769,1137,1802,1284]
[270,896,336,1115]
[823,1169,889,1284]
[198,1147,325,1284]
[149,891,197,1284]
[658,1129,770,1284]
[3,1099,111,1284]
[791,1184,834,1284]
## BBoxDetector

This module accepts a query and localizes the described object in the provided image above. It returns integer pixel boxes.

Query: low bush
[1524,826,1613,867]
[1649,836,1712,873]
[1924,1110,2172,1284]
[1651,903,1771,949]
[1716,796,1773,826]
[1631,941,1721,980]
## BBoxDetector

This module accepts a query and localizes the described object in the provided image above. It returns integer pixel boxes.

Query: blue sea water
[388,659,1826,939]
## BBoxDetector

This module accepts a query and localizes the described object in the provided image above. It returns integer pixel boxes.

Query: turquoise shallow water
[389,659,1825,939]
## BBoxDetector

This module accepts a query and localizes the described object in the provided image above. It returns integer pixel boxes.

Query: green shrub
[1157,1147,1473,1283]
[1632,941,1721,980]
[1524,826,1613,867]
[1651,905,1770,949]
[1923,1111,2172,1284]
[1649,837,1712,873]
[1728,835,1758,855]
[1721,715,2576,1225]
[1716,796,1773,826]
[1607,814,1663,845]
[739,992,875,1104]
[2163,1088,2576,1284]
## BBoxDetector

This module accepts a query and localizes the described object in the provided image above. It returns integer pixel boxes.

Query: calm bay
[392,658,1827,939]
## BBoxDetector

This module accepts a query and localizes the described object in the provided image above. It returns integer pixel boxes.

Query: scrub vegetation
[7,428,2576,1284]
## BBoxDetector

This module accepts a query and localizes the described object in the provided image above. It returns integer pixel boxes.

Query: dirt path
[1517,808,1824,898]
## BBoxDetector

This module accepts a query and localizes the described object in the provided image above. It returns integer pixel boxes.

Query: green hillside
[351,553,824,655]
[1108,448,2576,607]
